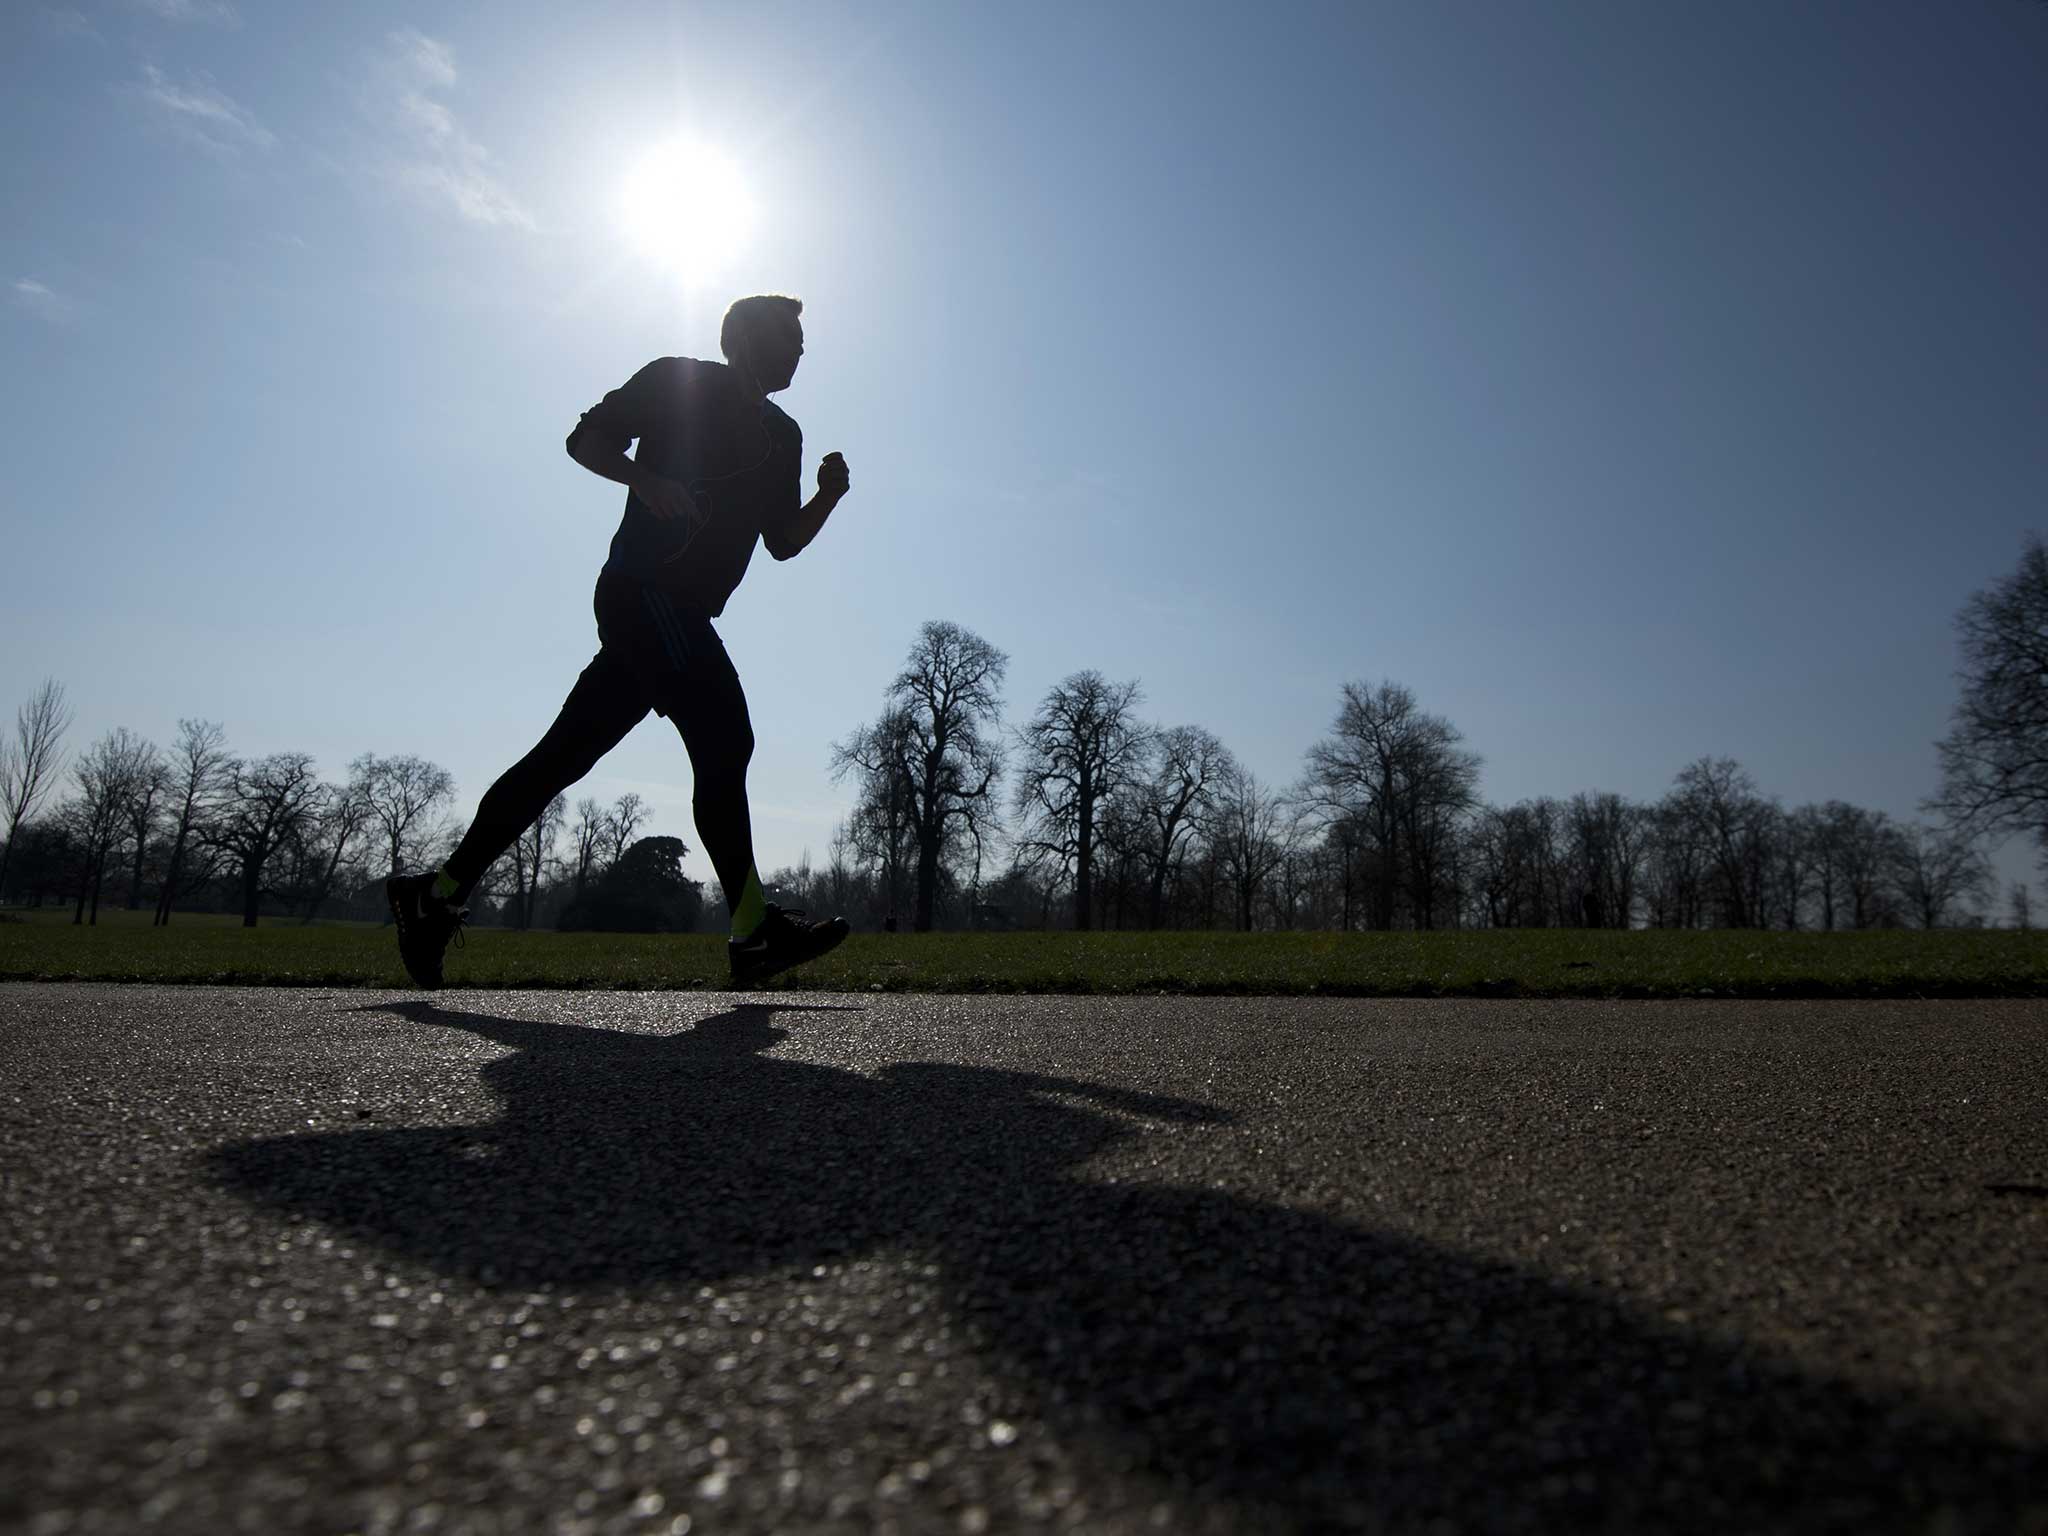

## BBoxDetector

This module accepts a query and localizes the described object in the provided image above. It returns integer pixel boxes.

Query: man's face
[744,313,804,393]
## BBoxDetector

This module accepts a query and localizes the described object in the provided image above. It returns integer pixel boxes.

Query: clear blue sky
[5,0,2046,898]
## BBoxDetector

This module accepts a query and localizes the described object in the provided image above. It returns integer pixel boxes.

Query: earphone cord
[657,416,777,565]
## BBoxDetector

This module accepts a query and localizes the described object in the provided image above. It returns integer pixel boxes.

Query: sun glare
[620,138,755,286]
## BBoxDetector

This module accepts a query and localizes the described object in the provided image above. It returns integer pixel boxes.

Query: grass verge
[3,912,2046,997]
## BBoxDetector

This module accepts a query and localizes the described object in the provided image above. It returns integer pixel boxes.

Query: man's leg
[441,652,650,900]
[662,621,845,982]
[663,637,762,932]
[389,652,646,987]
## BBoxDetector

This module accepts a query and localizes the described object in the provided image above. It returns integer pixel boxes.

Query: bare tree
[1795,804,1839,931]
[1666,758,1776,929]
[832,708,919,925]
[1469,801,1552,928]
[1565,791,1649,928]
[0,678,72,901]
[603,792,649,869]
[508,793,568,929]
[1398,736,1483,931]
[299,771,376,924]
[1927,536,2048,870]
[2009,882,2033,931]
[1012,671,1148,930]
[1763,803,1815,930]
[1891,823,1993,930]
[1130,725,1234,929]
[823,827,861,919]
[836,622,1008,932]
[354,752,456,876]
[1643,795,1708,929]
[66,728,155,925]
[207,752,323,927]
[1299,681,1480,930]
[1827,803,1908,930]
[1090,787,1149,928]
[154,719,232,926]
[120,747,171,910]
[1210,761,1292,931]
[571,796,607,898]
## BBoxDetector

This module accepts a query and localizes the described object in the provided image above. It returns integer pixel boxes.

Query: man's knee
[688,722,753,793]
[721,725,755,784]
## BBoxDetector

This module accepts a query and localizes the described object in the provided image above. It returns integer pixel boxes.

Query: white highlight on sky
[133,0,237,26]
[619,137,755,287]
[11,278,70,322]
[376,29,532,230]
[136,63,271,151]
[40,8,101,42]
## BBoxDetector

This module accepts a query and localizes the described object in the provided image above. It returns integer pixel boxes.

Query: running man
[386,294,851,988]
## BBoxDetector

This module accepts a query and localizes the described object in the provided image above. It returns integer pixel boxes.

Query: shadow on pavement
[211,998,2043,1531]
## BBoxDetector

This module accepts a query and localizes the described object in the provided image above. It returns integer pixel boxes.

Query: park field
[2,907,2045,996]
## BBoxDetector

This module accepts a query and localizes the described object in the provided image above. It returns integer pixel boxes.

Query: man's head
[721,294,804,394]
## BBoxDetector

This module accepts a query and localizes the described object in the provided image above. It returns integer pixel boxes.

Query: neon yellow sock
[730,866,767,940]
[432,868,461,902]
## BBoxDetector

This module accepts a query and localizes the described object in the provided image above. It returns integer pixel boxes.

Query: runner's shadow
[211,999,2043,1531]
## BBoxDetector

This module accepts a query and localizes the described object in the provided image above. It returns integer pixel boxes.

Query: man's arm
[767,452,850,560]
[568,435,696,523]
[564,357,696,522]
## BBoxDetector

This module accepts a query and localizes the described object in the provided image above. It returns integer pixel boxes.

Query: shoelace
[422,889,468,950]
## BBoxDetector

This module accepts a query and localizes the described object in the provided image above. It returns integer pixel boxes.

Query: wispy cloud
[12,278,74,323]
[39,7,103,42]
[392,28,456,89]
[136,64,273,153]
[133,0,238,24]
[367,30,533,230]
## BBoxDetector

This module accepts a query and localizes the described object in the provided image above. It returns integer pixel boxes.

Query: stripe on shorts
[641,588,695,669]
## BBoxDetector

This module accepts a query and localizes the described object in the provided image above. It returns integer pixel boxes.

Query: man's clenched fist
[817,451,850,502]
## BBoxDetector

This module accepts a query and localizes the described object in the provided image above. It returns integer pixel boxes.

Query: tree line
[800,630,2014,934]
[0,690,685,931]
[804,538,2048,932]
[8,536,2046,935]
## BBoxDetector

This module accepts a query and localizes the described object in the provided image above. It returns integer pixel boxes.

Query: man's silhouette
[386,295,851,988]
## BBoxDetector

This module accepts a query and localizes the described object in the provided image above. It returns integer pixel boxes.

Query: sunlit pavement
[3,984,2044,1535]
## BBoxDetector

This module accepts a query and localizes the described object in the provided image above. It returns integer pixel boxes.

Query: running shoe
[385,872,466,989]
[729,904,850,987]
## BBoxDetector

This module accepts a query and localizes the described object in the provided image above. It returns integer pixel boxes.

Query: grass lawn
[3,907,2045,996]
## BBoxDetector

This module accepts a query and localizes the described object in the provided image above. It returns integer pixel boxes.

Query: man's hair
[720,295,803,362]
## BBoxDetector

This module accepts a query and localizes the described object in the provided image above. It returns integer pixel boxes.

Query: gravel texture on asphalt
[1,984,2044,1535]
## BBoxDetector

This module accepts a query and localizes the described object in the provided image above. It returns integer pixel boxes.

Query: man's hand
[769,452,850,560]
[631,473,700,523]
[817,452,851,503]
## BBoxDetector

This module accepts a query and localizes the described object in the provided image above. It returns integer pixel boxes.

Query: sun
[620,138,755,285]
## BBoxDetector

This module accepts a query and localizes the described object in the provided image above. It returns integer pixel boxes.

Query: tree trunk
[242,858,263,927]
[912,827,942,933]
[301,835,351,926]
[156,826,189,926]
[73,842,95,924]
[1074,787,1095,932]
[89,845,109,925]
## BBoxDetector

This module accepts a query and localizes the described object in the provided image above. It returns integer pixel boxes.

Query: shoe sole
[730,924,848,987]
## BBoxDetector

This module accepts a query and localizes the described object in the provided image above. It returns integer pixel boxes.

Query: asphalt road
[2,985,2045,1536]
